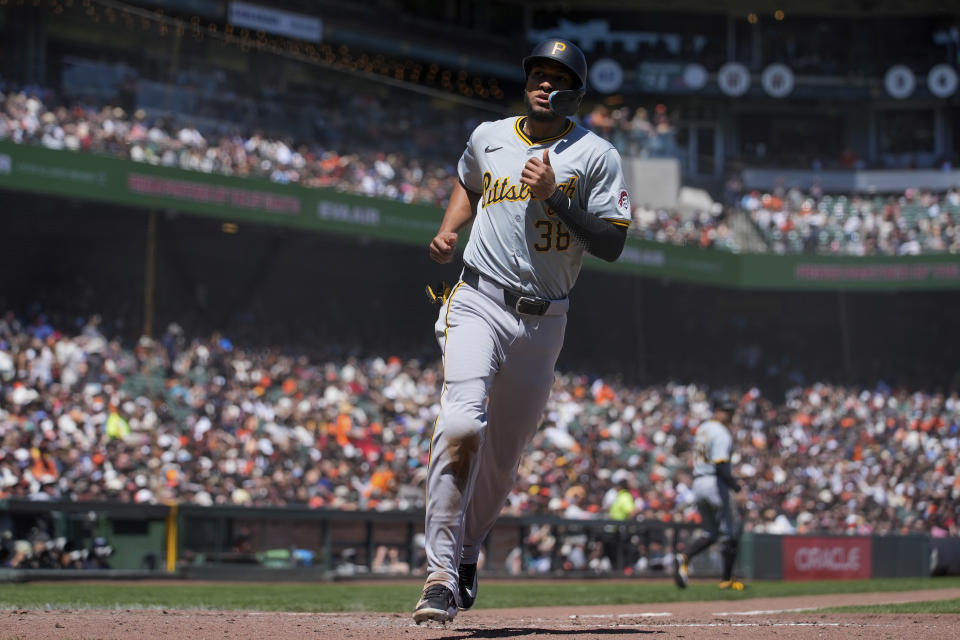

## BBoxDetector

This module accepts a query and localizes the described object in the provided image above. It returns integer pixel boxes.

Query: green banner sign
[0,140,439,245]
[1,141,958,291]
[587,243,960,291]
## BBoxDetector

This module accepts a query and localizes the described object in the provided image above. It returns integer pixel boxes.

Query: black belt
[462,265,551,316]
[694,473,716,479]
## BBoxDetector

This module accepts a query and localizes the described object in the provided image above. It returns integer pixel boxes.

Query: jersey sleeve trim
[601,217,632,229]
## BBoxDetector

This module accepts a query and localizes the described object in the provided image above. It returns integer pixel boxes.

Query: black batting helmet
[522,39,587,90]
[711,392,738,414]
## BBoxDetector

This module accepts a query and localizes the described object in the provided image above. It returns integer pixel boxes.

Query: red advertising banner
[782,536,872,580]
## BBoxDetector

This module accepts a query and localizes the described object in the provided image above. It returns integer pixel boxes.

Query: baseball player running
[674,395,745,590]
[414,38,632,623]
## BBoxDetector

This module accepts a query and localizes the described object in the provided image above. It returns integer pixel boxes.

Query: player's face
[524,61,575,122]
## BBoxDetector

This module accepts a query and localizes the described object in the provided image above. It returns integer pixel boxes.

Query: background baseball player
[414,38,633,623]
[674,394,745,591]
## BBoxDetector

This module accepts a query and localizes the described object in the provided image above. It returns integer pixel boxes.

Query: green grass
[821,598,960,614]
[0,576,958,612]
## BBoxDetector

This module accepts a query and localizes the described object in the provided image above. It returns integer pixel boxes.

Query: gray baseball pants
[423,270,568,599]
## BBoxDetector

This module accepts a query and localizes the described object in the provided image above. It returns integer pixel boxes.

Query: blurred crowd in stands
[0,85,465,207]
[737,180,960,255]
[582,102,678,159]
[632,204,738,251]
[4,85,960,258]
[0,86,721,251]
[2,311,957,572]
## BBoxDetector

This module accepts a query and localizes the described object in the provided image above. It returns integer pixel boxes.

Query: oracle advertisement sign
[782,537,872,580]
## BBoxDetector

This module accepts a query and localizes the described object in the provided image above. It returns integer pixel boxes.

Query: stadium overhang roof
[510,0,958,16]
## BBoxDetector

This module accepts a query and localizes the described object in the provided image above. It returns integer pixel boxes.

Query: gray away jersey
[458,116,632,300]
[693,420,733,477]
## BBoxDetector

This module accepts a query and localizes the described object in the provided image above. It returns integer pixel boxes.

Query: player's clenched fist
[521,149,557,200]
[430,230,458,263]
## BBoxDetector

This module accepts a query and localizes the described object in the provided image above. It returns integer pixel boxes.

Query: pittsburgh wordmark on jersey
[481,172,579,209]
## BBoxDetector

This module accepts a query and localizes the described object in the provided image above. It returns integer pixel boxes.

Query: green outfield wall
[2,141,958,291]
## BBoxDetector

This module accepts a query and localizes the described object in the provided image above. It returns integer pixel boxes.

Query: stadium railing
[0,499,696,580]
[1,499,941,581]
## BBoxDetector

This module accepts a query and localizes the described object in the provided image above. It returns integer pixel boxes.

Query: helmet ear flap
[548,90,585,117]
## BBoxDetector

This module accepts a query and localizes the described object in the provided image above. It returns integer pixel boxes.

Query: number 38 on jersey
[481,170,580,253]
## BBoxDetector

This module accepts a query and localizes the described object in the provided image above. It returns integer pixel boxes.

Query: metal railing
[0,499,700,579]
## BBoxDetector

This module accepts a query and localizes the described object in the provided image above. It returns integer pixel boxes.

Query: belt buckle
[515,296,549,316]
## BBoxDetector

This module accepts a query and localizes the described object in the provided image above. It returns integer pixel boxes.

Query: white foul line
[713,606,819,616]
[569,612,673,619]
[562,622,842,629]
[699,622,842,628]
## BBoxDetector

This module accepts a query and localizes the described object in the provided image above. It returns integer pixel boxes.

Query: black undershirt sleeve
[715,461,742,493]
[544,189,627,262]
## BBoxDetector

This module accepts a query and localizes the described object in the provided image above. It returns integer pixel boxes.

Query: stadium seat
[257,549,294,569]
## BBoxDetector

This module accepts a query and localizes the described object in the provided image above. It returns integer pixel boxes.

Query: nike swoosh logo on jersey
[484,145,503,153]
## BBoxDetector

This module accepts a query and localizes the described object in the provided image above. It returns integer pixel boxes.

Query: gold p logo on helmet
[523,39,587,91]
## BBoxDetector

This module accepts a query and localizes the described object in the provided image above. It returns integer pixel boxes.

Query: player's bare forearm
[440,181,479,233]
[430,181,478,264]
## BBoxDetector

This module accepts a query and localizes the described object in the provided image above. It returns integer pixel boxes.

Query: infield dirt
[4,586,960,639]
